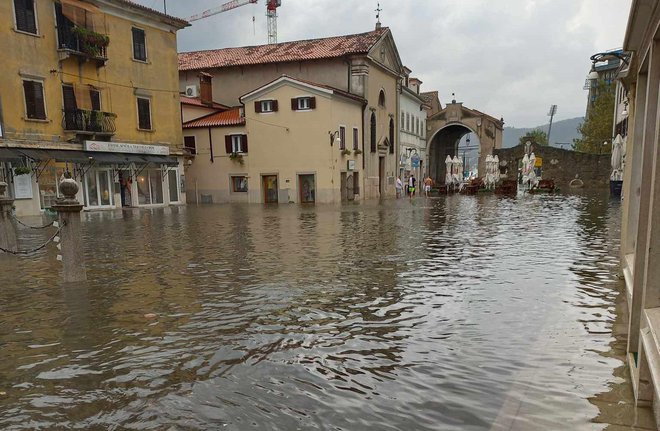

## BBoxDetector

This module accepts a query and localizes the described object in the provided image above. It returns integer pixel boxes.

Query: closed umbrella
[493,155,500,186]
[521,154,530,186]
[528,152,537,188]
[611,134,624,181]
[452,156,461,184]
[445,155,453,185]
[484,154,493,187]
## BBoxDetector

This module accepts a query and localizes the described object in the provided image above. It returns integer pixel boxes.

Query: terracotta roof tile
[183,108,244,128]
[180,96,229,110]
[179,28,388,71]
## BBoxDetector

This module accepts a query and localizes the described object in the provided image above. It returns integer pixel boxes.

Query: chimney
[199,72,213,105]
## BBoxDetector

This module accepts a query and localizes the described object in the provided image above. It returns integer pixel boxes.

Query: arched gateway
[427,100,504,184]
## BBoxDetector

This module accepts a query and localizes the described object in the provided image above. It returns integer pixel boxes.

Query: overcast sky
[137,0,631,127]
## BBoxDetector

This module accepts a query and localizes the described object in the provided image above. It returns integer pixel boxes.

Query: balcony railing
[57,25,109,62]
[63,109,116,135]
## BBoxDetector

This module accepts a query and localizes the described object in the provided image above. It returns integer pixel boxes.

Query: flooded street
[0,193,648,430]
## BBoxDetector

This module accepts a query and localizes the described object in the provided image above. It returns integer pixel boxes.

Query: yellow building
[182,76,365,204]
[0,0,188,216]
[179,26,404,200]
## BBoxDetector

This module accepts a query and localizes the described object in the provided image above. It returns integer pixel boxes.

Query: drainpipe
[208,127,214,163]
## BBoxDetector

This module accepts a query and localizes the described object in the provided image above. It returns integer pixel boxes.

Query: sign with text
[84,141,170,156]
[13,174,33,199]
[411,155,420,168]
[347,160,356,171]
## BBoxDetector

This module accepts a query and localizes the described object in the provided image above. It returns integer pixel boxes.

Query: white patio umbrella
[452,156,461,184]
[611,134,624,181]
[484,154,493,186]
[493,155,500,185]
[445,155,453,185]
[528,152,537,187]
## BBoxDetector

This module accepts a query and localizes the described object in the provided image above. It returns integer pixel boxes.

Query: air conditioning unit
[185,85,198,97]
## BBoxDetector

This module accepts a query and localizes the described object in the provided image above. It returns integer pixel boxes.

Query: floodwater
[0,193,649,430]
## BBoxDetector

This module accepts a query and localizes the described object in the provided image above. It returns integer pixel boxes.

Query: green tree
[573,80,614,153]
[519,128,548,146]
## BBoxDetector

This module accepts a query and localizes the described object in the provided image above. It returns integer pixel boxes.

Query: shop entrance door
[84,169,114,208]
[262,175,278,203]
[298,174,315,203]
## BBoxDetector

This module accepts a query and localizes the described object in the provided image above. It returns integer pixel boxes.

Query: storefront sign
[13,174,33,199]
[84,141,170,156]
[347,160,356,171]
[411,155,420,168]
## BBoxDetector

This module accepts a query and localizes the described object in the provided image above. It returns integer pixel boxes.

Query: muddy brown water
[0,193,638,430]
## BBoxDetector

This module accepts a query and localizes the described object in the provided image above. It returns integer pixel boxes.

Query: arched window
[378,89,385,107]
[370,112,377,153]
[389,118,395,154]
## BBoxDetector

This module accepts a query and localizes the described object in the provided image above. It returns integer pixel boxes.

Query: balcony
[63,109,116,136]
[57,25,109,66]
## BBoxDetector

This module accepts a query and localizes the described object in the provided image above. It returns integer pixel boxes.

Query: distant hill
[503,117,583,149]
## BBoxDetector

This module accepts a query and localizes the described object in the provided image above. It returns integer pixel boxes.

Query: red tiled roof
[183,108,244,128]
[115,0,189,27]
[178,28,388,71]
[180,95,229,110]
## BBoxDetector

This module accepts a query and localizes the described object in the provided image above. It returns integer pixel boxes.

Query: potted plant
[341,149,352,156]
[71,26,110,58]
[353,149,363,156]
[13,166,31,176]
[229,152,244,165]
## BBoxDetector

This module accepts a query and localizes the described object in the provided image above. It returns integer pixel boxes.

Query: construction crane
[186,0,281,44]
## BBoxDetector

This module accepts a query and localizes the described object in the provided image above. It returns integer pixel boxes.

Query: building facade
[618,0,660,423]
[182,76,365,204]
[178,26,404,200]
[0,0,188,216]
[399,71,428,184]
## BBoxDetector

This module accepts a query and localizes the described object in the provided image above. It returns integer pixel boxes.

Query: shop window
[132,27,147,61]
[39,164,67,209]
[231,176,248,193]
[339,126,346,150]
[255,99,277,113]
[353,127,359,150]
[23,79,46,120]
[184,136,196,154]
[84,169,114,208]
[168,170,179,202]
[14,0,37,34]
[136,169,163,205]
[291,97,315,111]
[137,97,152,130]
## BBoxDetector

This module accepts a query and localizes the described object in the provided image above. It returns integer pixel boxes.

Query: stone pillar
[52,173,86,283]
[0,181,17,252]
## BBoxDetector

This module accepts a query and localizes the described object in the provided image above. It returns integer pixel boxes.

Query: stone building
[0,0,189,216]
[178,26,404,200]
[618,0,660,423]
[398,69,429,183]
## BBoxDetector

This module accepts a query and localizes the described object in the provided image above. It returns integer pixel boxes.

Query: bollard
[0,181,17,253]
[52,172,87,282]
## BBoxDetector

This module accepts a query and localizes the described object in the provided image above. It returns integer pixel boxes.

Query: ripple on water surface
[0,193,626,430]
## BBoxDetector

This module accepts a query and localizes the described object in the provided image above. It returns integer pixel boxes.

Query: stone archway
[427,100,504,184]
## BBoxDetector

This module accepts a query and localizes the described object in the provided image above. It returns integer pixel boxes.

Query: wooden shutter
[309,97,316,109]
[24,80,45,120]
[225,135,232,153]
[353,127,358,150]
[132,27,146,61]
[339,126,346,150]
[291,98,297,111]
[90,89,101,111]
[254,101,262,113]
[14,0,37,34]
[62,85,77,112]
[137,98,151,130]
[242,135,248,153]
[370,113,376,153]
[272,100,278,112]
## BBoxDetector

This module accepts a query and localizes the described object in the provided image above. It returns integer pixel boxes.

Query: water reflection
[0,193,643,430]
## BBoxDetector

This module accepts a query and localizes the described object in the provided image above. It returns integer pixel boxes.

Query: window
[14,0,37,34]
[231,176,248,193]
[291,97,315,111]
[406,113,410,131]
[225,134,248,153]
[370,112,376,153]
[401,112,405,130]
[23,80,46,120]
[132,27,147,61]
[90,89,101,111]
[416,117,419,135]
[184,136,196,155]
[137,97,152,130]
[378,89,386,107]
[339,126,346,150]
[255,99,278,113]
[353,127,359,150]
[389,118,395,154]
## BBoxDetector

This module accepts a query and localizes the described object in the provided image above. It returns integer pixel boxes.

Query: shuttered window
[90,89,101,111]
[370,113,376,153]
[339,126,346,150]
[137,97,151,130]
[132,27,147,61]
[184,136,196,155]
[225,135,248,153]
[62,85,77,112]
[291,97,316,111]
[389,119,395,154]
[353,127,359,150]
[14,0,37,34]
[23,80,46,120]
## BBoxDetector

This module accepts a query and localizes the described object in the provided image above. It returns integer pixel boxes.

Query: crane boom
[187,0,258,22]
